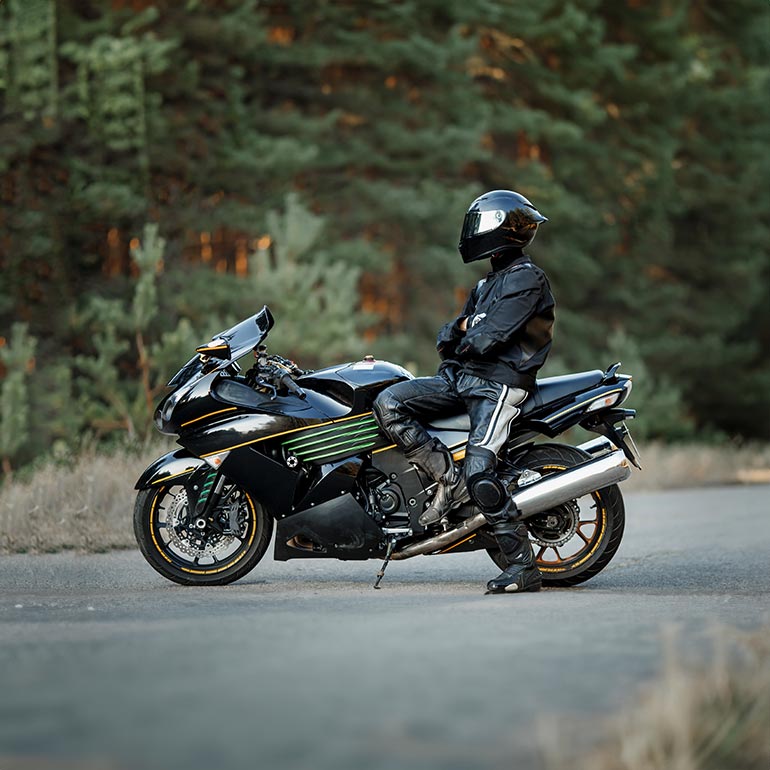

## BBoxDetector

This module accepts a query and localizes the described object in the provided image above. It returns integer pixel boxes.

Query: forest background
[1,0,769,477]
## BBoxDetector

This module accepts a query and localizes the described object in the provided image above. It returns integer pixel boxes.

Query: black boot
[418,465,466,526]
[486,519,542,594]
[405,438,450,481]
[406,439,465,526]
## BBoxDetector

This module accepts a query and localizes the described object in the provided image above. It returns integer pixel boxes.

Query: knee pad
[467,472,508,513]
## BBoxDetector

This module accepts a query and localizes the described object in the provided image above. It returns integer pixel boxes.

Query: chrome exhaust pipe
[392,448,631,560]
[513,448,630,517]
[576,436,615,456]
[391,511,489,561]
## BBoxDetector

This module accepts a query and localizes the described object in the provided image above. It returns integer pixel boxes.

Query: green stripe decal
[286,426,380,452]
[282,417,377,447]
[292,431,381,458]
[281,416,382,463]
[300,440,381,462]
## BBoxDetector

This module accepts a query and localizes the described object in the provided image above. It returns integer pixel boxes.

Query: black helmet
[459,189,547,263]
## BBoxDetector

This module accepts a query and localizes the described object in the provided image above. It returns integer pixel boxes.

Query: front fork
[187,467,233,533]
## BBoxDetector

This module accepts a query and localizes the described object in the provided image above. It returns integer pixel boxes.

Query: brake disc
[164,488,235,559]
[527,499,580,548]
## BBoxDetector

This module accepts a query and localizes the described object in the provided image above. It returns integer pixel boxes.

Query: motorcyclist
[373,189,555,594]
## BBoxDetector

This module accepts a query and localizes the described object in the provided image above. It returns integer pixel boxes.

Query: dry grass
[1,441,769,553]
[624,442,770,491]
[543,625,770,770]
[0,442,174,553]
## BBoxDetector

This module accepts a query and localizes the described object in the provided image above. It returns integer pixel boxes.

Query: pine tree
[4,0,58,123]
[74,222,191,440]
[248,193,366,363]
[0,324,37,477]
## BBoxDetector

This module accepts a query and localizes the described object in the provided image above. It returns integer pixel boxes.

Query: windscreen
[217,306,275,360]
[166,306,274,388]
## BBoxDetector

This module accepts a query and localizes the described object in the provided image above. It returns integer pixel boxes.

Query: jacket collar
[489,250,530,275]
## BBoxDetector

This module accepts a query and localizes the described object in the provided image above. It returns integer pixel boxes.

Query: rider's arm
[436,289,476,355]
[455,270,543,358]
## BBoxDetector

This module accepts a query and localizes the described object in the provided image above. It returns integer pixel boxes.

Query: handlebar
[245,352,308,400]
[279,372,307,399]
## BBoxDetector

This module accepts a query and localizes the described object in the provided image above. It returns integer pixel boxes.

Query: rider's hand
[458,316,468,332]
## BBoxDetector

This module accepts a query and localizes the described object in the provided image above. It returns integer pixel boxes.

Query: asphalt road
[1,484,769,770]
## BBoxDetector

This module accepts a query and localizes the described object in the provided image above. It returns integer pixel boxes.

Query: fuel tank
[298,359,412,412]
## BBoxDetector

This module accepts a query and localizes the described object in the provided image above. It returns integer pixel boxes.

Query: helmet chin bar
[489,245,525,260]
[460,237,527,264]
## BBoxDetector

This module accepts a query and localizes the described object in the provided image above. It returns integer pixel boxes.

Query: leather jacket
[436,250,555,391]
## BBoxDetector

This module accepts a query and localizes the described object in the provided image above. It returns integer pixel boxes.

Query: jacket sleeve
[436,289,477,356]
[455,270,542,359]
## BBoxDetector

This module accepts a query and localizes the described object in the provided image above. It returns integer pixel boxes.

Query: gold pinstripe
[200,411,375,457]
[181,407,237,427]
[150,467,199,485]
[439,533,476,553]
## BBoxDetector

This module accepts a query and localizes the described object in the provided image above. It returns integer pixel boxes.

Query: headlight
[162,397,176,423]
[154,392,182,434]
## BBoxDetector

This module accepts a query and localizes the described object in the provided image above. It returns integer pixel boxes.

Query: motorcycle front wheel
[488,443,626,587]
[134,480,273,586]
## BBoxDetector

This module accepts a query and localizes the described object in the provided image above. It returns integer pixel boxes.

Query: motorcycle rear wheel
[488,443,625,587]
[134,481,273,586]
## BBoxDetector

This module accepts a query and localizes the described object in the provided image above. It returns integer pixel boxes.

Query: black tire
[134,480,273,586]
[487,443,625,587]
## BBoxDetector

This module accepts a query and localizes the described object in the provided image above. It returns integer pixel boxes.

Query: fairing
[134,448,206,489]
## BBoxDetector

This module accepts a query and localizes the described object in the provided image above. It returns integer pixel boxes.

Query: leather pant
[373,367,527,491]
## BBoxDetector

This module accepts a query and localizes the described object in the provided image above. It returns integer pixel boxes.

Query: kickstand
[373,537,397,589]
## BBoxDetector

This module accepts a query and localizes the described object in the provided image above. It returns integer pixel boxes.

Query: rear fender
[135,449,207,489]
[581,408,642,469]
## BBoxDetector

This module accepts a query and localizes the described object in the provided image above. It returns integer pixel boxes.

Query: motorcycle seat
[528,370,604,409]
[425,370,604,430]
[428,413,471,431]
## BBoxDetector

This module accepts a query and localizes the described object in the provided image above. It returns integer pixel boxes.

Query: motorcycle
[134,306,641,587]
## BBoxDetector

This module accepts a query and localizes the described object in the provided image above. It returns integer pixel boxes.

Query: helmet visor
[460,209,506,240]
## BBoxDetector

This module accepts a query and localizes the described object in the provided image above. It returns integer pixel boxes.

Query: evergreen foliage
[1,0,769,473]
[0,324,37,475]
[4,0,58,123]
[249,193,366,361]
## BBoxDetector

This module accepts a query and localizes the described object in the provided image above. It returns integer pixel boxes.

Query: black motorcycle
[134,306,641,587]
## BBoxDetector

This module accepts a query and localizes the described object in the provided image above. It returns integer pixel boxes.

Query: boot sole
[485,580,542,595]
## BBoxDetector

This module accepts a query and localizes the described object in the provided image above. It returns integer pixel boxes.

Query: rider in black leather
[373,190,555,594]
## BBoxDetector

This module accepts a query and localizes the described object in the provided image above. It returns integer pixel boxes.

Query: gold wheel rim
[530,464,607,574]
[149,484,259,575]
